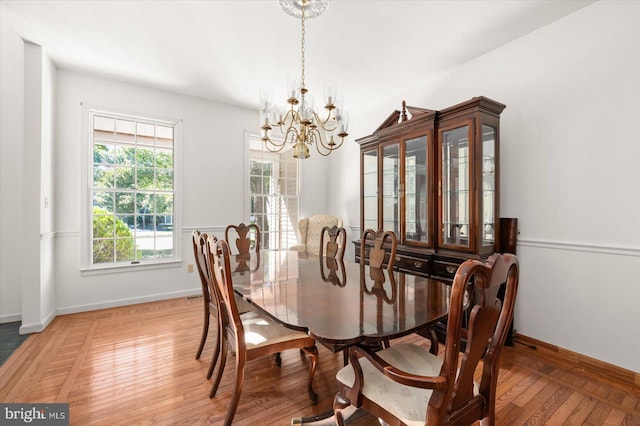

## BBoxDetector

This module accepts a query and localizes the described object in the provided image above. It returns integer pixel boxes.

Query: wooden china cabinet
[355,96,513,282]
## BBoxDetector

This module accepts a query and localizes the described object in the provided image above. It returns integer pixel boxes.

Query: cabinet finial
[401,100,407,122]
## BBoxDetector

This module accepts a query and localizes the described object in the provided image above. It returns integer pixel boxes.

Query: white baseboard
[19,308,56,335]
[55,288,201,316]
[0,313,22,324]
[3,290,202,330]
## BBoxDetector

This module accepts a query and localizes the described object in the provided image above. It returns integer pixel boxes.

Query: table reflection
[319,256,346,287]
[232,252,260,274]
[229,250,451,351]
[362,266,396,303]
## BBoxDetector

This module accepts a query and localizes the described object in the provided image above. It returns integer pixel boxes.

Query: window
[87,110,179,268]
[248,135,298,250]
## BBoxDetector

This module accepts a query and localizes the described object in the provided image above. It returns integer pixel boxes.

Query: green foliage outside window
[92,207,135,264]
[91,114,175,265]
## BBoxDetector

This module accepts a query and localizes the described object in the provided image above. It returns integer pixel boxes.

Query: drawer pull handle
[413,261,423,268]
[445,265,456,274]
[395,255,401,262]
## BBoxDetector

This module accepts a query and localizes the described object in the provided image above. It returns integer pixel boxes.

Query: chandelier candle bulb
[323,81,337,108]
[287,76,300,103]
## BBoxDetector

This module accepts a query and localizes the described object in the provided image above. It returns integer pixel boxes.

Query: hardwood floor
[1,297,638,425]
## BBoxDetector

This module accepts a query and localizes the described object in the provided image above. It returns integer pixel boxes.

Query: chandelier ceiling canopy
[260,0,348,159]
[279,0,328,18]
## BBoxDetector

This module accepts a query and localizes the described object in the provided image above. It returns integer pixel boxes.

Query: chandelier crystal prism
[260,0,348,159]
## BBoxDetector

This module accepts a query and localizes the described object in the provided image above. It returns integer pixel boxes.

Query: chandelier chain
[300,6,306,90]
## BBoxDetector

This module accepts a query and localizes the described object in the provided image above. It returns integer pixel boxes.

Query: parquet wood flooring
[1,297,638,425]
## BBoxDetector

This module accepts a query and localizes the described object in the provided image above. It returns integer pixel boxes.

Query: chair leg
[207,316,222,379]
[222,351,247,426]
[481,376,498,426]
[210,337,228,398]
[301,345,319,404]
[195,309,209,360]
[427,327,439,355]
[333,391,350,426]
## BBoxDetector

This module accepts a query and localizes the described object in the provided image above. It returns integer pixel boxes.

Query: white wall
[52,70,330,314]
[298,153,331,219]
[54,70,245,312]
[0,5,24,323]
[41,45,57,328]
[20,41,57,333]
[333,1,640,373]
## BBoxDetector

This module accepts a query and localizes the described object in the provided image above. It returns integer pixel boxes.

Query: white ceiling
[3,0,595,113]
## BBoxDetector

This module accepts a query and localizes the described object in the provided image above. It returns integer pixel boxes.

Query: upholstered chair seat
[336,343,480,426]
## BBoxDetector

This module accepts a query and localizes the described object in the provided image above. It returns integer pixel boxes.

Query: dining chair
[319,225,347,260]
[192,230,218,361]
[333,253,519,426]
[224,222,260,255]
[206,237,319,426]
[191,231,255,377]
[361,228,397,270]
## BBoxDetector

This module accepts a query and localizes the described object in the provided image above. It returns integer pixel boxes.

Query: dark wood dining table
[229,250,452,353]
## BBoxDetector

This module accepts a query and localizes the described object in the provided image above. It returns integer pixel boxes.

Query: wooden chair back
[361,228,397,270]
[319,225,347,260]
[434,252,519,424]
[224,223,260,255]
[192,230,210,305]
[193,231,220,307]
[206,238,243,351]
[192,231,224,364]
[334,253,519,426]
[191,230,210,359]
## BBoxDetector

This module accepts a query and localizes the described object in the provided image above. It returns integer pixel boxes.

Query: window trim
[81,105,182,271]
[245,132,300,251]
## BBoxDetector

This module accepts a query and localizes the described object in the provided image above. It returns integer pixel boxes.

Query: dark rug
[0,322,30,366]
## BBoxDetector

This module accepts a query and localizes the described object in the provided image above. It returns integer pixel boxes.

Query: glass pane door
[441,125,470,248]
[482,125,496,247]
[382,144,400,236]
[404,135,428,244]
[363,149,378,231]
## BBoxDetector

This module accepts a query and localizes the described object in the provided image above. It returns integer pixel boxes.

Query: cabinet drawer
[358,247,393,268]
[432,260,460,281]
[395,254,430,275]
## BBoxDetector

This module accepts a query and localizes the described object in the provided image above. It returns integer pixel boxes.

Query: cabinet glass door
[404,135,429,244]
[482,125,496,247]
[363,149,378,231]
[382,144,400,235]
[441,125,470,248]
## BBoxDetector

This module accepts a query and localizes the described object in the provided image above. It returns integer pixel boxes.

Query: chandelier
[259,0,348,159]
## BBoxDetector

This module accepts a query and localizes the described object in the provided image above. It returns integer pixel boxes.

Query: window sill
[80,259,183,276]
